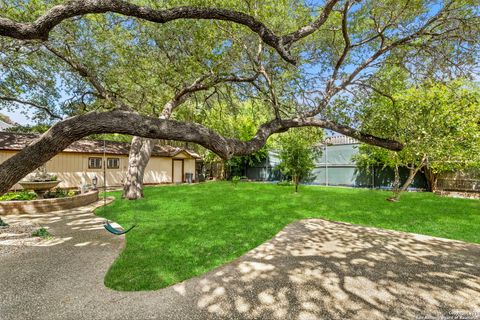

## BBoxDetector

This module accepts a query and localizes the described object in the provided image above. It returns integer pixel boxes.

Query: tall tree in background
[276,128,323,192]
[0,0,479,195]
[356,77,480,201]
[196,100,272,179]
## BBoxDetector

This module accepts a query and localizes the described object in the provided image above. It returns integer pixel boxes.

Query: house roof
[0,120,12,131]
[0,132,201,159]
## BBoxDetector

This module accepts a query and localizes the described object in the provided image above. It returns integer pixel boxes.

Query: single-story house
[0,132,200,190]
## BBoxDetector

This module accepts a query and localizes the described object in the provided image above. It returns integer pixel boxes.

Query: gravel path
[1,204,479,320]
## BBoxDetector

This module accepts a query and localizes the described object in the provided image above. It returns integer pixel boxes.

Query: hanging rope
[102,138,137,235]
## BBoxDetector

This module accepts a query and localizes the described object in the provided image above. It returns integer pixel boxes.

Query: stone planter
[19,180,61,198]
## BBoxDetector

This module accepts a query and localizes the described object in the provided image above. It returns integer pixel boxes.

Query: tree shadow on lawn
[173,219,480,319]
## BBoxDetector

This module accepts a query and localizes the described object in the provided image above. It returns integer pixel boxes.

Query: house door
[172,159,184,183]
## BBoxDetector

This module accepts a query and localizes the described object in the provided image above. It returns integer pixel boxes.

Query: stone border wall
[435,190,479,200]
[0,191,99,215]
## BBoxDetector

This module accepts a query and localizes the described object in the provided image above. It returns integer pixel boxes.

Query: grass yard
[97,182,480,291]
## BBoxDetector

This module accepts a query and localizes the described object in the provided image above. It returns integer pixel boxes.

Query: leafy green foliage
[0,217,8,227]
[32,227,52,239]
[97,182,480,291]
[6,124,50,133]
[197,101,272,177]
[0,191,37,201]
[275,127,323,192]
[43,188,74,199]
[357,76,480,197]
[231,175,241,187]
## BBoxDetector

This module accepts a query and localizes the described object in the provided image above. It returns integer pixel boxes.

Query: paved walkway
[1,203,480,320]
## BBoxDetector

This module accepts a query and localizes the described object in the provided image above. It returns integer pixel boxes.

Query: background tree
[196,100,272,179]
[356,77,480,201]
[276,128,323,193]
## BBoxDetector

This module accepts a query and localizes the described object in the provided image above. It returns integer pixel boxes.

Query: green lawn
[97,182,479,291]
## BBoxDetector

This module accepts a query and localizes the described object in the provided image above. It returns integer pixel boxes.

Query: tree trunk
[392,165,400,193]
[122,99,174,199]
[400,168,417,192]
[388,165,423,202]
[294,175,299,193]
[122,137,155,200]
[387,165,401,201]
[424,167,438,192]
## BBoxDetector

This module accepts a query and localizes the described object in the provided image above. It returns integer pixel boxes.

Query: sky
[1,106,33,125]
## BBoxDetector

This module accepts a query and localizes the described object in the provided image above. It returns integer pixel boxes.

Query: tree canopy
[356,77,480,199]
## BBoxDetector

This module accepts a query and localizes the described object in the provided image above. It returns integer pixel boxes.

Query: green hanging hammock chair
[103,221,136,235]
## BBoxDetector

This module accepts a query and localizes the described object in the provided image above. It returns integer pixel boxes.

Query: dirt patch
[0,222,43,256]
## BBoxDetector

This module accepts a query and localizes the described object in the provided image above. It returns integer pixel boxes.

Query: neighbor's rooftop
[0,131,201,158]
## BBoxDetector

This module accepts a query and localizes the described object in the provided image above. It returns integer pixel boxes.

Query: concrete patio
[1,202,479,319]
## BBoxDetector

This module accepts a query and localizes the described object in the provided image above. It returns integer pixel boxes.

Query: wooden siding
[0,150,197,190]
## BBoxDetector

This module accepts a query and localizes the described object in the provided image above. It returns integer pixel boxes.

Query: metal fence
[244,144,428,190]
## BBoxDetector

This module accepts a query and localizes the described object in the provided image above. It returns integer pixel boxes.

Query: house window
[88,157,102,169]
[107,158,120,169]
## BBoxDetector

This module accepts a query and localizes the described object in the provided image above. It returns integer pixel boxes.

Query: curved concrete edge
[104,217,480,294]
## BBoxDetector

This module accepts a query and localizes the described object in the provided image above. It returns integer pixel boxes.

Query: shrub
[231,176,241,187]
[0,191,37,201]
[277,180,293,187]
[44,188,69,199]
[0,218,8,227]
[32,227,52,239]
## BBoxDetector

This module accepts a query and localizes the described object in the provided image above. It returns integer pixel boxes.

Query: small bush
[0,191,37,201]
[32,227,52,239]
[44,188,69,199]
[0,217,8,227]
[231,176,241,187]
[277,180,293,187]
[50,175,57,181]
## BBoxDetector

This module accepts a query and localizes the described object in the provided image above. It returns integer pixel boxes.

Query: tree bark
[122,137,155,200]
[390,165,401,199]
[388,165,424,202]
[424,166,438,192]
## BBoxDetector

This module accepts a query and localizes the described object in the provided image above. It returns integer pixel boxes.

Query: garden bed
[0,190,99,215]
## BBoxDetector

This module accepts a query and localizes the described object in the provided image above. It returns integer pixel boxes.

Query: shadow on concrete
[180,219,480,319]
[1,210,479,319]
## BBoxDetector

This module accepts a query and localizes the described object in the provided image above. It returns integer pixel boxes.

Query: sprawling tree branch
[0,108,402,195]
[161,72,259,118]
[0,0,339,65]
[0,95,63,120]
